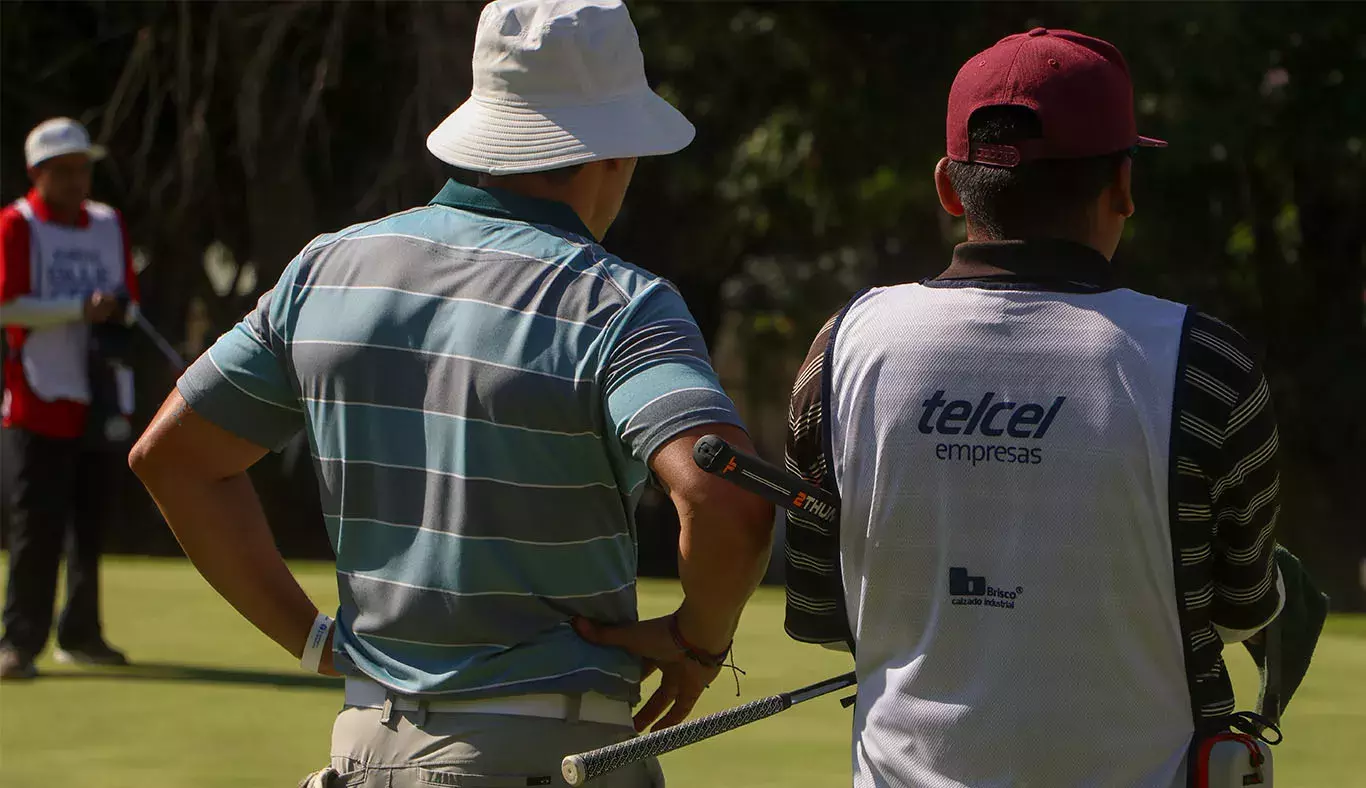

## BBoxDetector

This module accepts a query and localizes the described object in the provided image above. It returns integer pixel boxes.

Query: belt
[343,677,633,728]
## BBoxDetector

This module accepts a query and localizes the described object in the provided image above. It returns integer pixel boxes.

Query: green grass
[0,557,1361,787]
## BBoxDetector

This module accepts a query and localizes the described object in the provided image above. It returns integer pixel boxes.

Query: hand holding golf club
[83,291,121,323]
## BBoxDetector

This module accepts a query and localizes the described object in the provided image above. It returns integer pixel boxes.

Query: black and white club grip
[561,671,856,785]
[692,434,839,525]
[561,694,789,785]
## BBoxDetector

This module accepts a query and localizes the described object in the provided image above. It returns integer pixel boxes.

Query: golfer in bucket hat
[130,1,773,785]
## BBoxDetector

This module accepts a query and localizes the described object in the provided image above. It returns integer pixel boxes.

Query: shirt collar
[26,189,89,228]
[429,180,595,241]
[930,239,1114,292]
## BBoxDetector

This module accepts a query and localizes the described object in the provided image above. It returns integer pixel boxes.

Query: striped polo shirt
[177,180,743,701]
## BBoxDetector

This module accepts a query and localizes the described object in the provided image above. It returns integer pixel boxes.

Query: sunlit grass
[0,557,1360,787]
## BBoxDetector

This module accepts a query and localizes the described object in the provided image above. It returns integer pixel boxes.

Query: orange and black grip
[692,434,839,526]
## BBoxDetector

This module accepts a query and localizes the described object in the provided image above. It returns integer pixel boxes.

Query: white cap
[426,0,694,175]
[25,117,106,169]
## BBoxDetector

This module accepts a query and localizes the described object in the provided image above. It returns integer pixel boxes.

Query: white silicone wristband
[301,613,334,674]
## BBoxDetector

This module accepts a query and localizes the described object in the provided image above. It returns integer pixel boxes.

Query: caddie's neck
[964,219,1122,262]
[35,189,82,225]
[480,157,638,242]
[959,191,1129,262]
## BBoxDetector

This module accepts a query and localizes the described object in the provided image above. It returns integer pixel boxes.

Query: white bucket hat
[25,117,106,168]
[427,0,695,175]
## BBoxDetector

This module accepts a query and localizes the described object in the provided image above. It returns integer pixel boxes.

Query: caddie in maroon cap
[781,28,1287,787]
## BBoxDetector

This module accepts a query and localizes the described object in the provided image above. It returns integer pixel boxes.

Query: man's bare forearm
[653,426,775,653]
[130,393,321,661]
[143,471,318,656]
[674,491,774,652]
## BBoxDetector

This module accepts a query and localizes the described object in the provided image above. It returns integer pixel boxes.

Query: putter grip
[561,695,788,785]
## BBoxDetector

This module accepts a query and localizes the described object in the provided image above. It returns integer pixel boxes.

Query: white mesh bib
[829,283,1192,788]
[15,199,125,404]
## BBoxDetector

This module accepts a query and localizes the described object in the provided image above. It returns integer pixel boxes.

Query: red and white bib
[13,197,126,404]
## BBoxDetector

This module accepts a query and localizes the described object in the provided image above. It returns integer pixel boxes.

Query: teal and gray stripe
[179,181,743,701]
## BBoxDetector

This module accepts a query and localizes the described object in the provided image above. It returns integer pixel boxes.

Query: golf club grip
[692,435,838,525]
[561,694,789,785]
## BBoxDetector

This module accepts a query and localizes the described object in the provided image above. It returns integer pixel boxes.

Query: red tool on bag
[1190,618,1284,787]
[1193,729,1275,788]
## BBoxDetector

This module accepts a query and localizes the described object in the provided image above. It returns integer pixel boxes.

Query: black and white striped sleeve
[1184,313,1284,640]
[783,313,851,645]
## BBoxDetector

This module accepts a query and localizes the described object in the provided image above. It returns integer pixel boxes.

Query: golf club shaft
[561,672,856,785]
[692,434,839,525]
[134,312,187,370]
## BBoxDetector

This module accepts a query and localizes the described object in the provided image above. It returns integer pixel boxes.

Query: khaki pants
[300,706,665,788]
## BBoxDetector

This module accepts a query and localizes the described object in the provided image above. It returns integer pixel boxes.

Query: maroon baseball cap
[947,27,1166,167]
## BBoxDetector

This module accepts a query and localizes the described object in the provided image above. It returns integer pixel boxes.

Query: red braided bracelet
[667,612,731,668]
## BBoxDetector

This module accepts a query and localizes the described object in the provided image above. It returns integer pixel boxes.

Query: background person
[0,116,137,680]
[129,1,773,785]
[782,29,1284,786]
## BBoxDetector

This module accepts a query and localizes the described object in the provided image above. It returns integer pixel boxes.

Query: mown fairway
[0,558,1360,787]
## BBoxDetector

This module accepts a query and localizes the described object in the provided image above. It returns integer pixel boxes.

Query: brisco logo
[949,567,1023,610]
[918,391,1066,439]
[791,491,836,524]
[722,457,737,474]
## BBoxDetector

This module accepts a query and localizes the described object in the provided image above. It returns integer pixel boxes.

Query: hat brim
[1136,135,1167,149]
[426,89,695,175]
[29,143,106,168]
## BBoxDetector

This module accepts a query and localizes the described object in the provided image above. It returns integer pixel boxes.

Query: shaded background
[2,1,1362,609]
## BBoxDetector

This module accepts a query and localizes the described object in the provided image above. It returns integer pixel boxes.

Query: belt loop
[413,700,428,727]
[379,695,394,726]
[565,694,582,724]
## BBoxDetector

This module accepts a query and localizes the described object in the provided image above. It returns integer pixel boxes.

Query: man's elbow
[128,429,170,483]
[679,479,774,556]
[722,489,776,559]
[745,496,777,549]
[127,433,153,477]
[128,392,189,481]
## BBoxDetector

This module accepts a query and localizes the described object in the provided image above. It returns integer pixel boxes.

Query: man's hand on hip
[571,424,773,731]
[572,615,722,732]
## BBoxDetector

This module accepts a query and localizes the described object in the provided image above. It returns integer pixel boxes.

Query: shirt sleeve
[1185,313,1284,636]
[784,312,852,646]
[176,256,305,451]
[601,283,743,466]
[0,207,32,302]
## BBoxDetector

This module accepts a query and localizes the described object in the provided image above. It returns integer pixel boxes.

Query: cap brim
[29,144,107,168]
[426,90,695,175]
[1136,135,1167,149]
